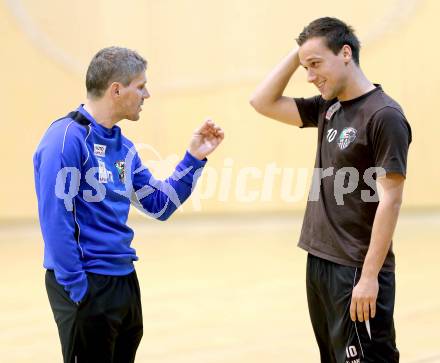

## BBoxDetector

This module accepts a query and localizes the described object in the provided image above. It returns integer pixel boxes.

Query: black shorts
[45,269,143,363]
[306,254,399,363]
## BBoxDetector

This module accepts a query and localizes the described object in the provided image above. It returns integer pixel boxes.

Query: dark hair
[86,46,147,99]
[296,17,360,65]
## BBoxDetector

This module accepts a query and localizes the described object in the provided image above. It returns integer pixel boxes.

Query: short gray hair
[86,46,147,99]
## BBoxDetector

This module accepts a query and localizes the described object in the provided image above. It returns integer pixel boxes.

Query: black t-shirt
[294,85,411,272]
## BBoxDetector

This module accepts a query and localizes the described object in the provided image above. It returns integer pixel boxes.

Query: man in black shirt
[250,17,411,363]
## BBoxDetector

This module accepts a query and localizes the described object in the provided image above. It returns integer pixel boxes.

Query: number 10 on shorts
[346,345,358,358]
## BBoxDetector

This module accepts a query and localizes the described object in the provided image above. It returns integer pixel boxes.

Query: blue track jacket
[33,105,206,303]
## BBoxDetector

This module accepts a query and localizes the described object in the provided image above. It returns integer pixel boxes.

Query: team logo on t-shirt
[114,161,125,183]
[325,101,341,120]
[338,127,357,150]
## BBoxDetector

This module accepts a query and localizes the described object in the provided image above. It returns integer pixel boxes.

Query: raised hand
[188,119,224,160]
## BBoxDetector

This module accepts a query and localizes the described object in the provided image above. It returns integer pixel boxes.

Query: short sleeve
[293,95,323,128]
[368,106,412,177]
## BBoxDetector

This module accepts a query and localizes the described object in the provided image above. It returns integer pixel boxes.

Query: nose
[307,69,317,83]
[143,88,150,99]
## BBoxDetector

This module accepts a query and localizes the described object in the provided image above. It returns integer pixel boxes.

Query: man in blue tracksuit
[33,47,224,363]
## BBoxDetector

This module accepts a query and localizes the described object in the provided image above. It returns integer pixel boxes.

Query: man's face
[298,37,350,100]
[117,71,150,121]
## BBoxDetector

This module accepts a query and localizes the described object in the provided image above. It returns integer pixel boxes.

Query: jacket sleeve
[130,150,206,221]
[33,121,88,303]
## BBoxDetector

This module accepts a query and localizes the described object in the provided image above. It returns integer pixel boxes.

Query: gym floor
[1,212,439,362]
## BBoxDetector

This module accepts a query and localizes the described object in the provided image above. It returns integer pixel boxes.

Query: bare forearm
[350,163,406,323]
[362,199,402,278]
[250,48,300,108]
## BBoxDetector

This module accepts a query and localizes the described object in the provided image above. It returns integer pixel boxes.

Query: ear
[341,44,353,64]
[109,82,121,98]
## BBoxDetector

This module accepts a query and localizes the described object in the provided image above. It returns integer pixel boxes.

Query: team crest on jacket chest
[93,144,106,157]
[338,127,357,150]
[114,161,125,183]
